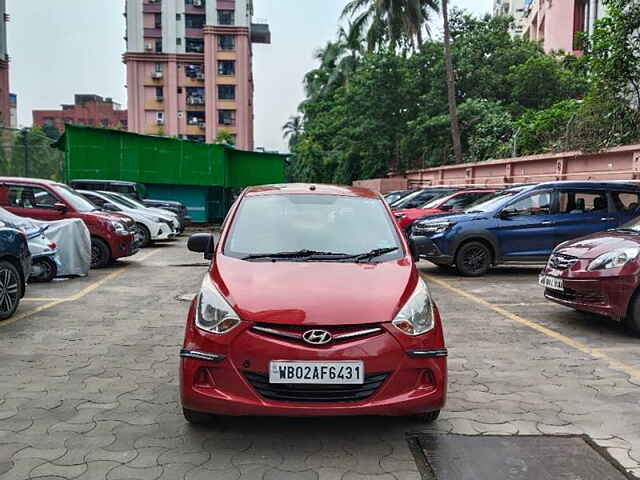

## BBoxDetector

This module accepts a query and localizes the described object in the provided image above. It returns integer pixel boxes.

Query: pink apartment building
[124,0,270,148]
[523,0,605,54]
[0,0,10,128]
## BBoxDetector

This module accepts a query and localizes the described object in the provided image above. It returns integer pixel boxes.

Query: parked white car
[79,190,176,247]
[100,191,181,233]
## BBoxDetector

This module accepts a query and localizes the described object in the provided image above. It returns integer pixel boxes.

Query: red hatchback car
[0,177,138,268]
[540,219,640,333]
[181,184,447,422]
[394,189,497,230]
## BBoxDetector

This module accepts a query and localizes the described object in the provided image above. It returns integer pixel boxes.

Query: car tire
[414,410,440,423]
[624,294,640,335]
[30,257,57,283]
[0,260,22,320]
[183,408,216,425]
[455,241,492,277]
[91,237,112,269]
[134,223,152,248]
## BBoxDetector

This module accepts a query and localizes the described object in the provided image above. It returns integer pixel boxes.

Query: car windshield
[464,190,520,213]
[53,185,98,213]
[225,194,402,260]
[111,192,148,209]
[420,192,455,209]
[101,192,140,209]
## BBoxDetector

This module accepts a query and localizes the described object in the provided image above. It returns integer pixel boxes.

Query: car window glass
[505,192,551,216]
[612,192,640,213]
[558,191,608,214]
[85,194,106,207]
[443,193,486,209]
[8,185,58,209]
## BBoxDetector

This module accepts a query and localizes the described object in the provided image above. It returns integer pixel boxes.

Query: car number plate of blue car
[539,275,564,291]
[269,361,364,384]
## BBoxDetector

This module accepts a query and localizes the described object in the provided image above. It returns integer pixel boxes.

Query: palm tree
[441,0,462,163]
[342,0,438,51]
[282,115,304,150]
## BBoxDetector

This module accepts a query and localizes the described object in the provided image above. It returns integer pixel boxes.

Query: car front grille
[548,253,579,270]
[243,371,388,402]
[250,322,384,346]
[546,287,605,305]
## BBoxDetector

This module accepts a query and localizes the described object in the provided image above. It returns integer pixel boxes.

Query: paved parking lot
[1,238,639,479]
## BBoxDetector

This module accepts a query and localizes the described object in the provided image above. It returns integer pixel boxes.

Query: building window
[187,111,205,125]
[218,85,235,101]
[218,35,235,51]
[185,64,204,78]
[155,86,164,99]
[156,112,165,124]
[218,109,236,126]
[218,9,235,25]
[176,13,181,21]
[100,119,110,127]
[186,87,205,105]
[155,39,163,52]
[154,13,162,28]
[185,14,205,29]
[154,63,163,73]
[185,0,205,6]
[176,37,182,46]
[218,60,235,76]
[177,87,183,94]
[187,135,206,143]
[186,38,204,53]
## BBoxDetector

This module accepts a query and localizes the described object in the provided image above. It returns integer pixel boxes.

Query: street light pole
[21,128,29,177]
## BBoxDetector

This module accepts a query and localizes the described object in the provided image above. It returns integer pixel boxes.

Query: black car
[69,179,190,232]
[390,187,459,210]
[0,224,31,320]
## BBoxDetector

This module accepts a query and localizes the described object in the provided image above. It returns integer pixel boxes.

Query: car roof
[530,181,640,191]
[72,179,136,186]
[244,184,381,199]
[0,177,63,187]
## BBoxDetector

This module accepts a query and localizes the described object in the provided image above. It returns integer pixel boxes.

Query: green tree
[282,115,304,151]
[215,130,235,145]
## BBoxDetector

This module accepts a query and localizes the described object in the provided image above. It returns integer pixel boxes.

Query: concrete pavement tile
[12,447,66,462]
[30,462,87,478]
[85,448,138,464]
[607,447,640,470]
[185,466,240,480]
[263,468,318,480]
[0,458,48,480]
[155,463,198,480]
[342,473,397,480]
[156,449,210,466]
[106,464,163,480]
[75,461,120,480]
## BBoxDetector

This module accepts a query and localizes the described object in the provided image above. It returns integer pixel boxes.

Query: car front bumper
[180,304,447,417]
[412,237,454,265]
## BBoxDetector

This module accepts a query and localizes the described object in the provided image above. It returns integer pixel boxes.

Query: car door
[552,189,617,245]
[611,190,640,227]
[3,184,67,221]
[493,189,559,260]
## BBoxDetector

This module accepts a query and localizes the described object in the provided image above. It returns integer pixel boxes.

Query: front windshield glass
[420,192,453,209]
[53,185,97,213]
[101,192,139,209]
[225,194,402,259]
[464,190,520,213]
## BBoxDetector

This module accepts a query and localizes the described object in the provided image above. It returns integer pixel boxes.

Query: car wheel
[91,238,111,269]
[30,257,57,283]
[414,410,440,423]
[624,294,640,335]
[134,223,152,248]
[0,260,21,320]
[183,408,216,425]
[455,241,492,277]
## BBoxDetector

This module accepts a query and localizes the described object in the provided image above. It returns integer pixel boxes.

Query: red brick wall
[33,101,128,133]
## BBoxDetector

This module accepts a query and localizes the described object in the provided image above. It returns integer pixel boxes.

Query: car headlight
[587,247,640,271]
[413,221,454,234]
[109,221,127,234]
[195,275,241,334]
[392,278,434,336]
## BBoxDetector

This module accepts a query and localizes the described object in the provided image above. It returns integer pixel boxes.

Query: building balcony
[186,124,206,135]
[144,28,162,38]
[143,3,161,13]
[251,23,271,44]
[185,28,204,39]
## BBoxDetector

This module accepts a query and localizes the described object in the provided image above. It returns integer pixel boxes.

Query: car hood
[92,211,135,227]
[395,208,443,217]
[211,255,416,326]
[555,230,640,260]
[414,211,488,225]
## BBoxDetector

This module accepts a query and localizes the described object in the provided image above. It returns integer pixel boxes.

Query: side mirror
[188,233,215,260]
[408,234,433,262]
[53,202,67,212]
[439,205,453,212]
[103,203,119,212]
[498,209,514,219]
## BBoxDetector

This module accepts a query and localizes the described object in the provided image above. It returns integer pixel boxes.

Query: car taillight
[48,242,57,249]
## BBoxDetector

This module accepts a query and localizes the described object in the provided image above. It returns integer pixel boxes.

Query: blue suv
[0,224,31,319]
[409,182,640,276]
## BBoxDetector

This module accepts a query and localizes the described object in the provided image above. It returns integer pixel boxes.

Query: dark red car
[540,221,640,333]
[181,184,447,422]
[394,189,497,230]
[0,177,138,268]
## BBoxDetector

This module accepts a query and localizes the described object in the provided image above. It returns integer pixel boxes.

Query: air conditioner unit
[145,43,154,51]
[156,119,165,125]
[151,71,163,79]
[196,73,205,81]
[198,122,206,129]
[193,0,204,7]
[156,96,164,102]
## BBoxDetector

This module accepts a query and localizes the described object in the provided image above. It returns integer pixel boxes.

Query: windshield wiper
[241,249,350,261]
[346,247,399,262]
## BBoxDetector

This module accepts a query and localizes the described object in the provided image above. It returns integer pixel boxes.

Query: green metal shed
[55,125,288,222]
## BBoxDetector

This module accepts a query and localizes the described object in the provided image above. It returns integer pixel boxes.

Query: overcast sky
[7,0,491,152]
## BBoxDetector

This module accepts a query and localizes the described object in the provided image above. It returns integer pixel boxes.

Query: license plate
[269,361,364,384]
[539,274,564,291]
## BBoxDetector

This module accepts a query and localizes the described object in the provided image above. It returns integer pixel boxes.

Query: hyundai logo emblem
[302,329,333,345]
